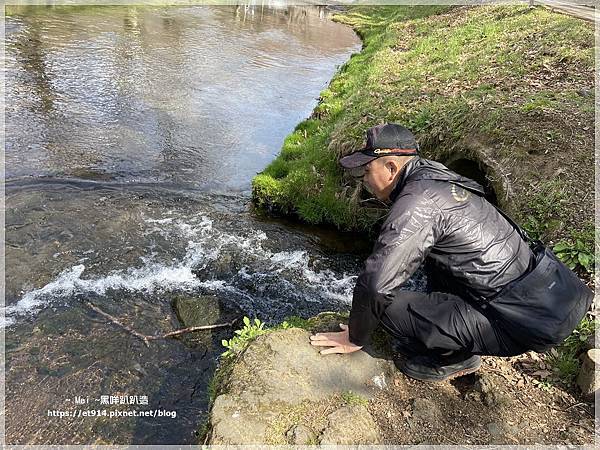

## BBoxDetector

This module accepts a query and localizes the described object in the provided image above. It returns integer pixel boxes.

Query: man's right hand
[309,323,363,355]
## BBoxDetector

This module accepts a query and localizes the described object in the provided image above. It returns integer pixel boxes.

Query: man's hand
[309,323,363,355]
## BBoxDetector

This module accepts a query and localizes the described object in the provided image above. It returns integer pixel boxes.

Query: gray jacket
[349,157,533,346]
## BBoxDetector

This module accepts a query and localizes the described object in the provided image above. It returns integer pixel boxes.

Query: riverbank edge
[199,310,595,444]
[251,4,595,270]
[199,4,596,444]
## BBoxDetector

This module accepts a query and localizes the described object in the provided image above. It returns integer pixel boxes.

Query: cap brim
[339,151,376,169]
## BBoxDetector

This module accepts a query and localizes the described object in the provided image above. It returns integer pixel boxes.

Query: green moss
[341,391,369,407]
[207,357,235,403]
[280,315,313,330]
[281,312,349,333]
[265,397,340,444]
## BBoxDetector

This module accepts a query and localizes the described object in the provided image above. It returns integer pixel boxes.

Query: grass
[252,5,595,390]
[521,180,569,241]
[341,391,369,407]
[251,4,594,255]
[220,316,267,359]
[545,315,596,385]
[264,398,335,444]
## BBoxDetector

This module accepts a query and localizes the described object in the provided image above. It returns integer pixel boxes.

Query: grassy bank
[251,5,595,264]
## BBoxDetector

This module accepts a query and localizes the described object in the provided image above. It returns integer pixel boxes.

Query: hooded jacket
[348,156,533,346]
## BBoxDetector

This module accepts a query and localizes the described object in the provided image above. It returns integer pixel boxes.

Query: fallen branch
[84,301,237,347]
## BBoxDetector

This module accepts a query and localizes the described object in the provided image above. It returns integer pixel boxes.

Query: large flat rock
[208,328,393,444]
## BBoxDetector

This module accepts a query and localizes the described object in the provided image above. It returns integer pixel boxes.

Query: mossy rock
[172,295,241,348]
[206,328,394,444]
[283,311,349,333]
[283,311,393,358]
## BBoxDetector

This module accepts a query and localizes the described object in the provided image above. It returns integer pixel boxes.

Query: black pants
[380,290,526,357]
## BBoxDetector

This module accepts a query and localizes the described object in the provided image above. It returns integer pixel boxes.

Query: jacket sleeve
[349,192,439,346]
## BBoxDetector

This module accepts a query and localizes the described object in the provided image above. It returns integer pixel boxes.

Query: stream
[4,4,423,444]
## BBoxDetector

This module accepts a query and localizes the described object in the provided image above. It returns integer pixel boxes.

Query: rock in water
[172,295,239,328]
[172,295,241,348]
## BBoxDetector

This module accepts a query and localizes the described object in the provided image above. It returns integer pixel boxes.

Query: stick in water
[84,301,237,347]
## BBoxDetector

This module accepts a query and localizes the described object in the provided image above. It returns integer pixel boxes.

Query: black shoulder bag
[451,181,594,352]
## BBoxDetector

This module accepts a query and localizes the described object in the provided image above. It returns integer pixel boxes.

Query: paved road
[530,0,597,23]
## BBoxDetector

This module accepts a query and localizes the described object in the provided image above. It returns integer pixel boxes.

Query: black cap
[339,123,419,169]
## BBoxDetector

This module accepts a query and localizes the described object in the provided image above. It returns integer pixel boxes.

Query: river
[4,4,419,445]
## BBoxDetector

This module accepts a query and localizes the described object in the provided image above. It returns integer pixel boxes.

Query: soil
[206,313,597,445]
[368,353,597,445]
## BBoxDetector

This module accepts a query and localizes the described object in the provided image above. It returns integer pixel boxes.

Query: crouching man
[310,123,593,382]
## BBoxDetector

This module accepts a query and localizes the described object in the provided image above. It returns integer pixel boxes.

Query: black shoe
[400,354,481,382]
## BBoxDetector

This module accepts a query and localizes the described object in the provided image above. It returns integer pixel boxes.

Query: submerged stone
[172,295,239,328]
[172,294,241,349]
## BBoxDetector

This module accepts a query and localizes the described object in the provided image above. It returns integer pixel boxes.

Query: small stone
[286,424,314,445]
[319,405,380,444]
[584,334,595,351]
[465,390,482,402]
[576,349,599,400]
[371,373,387,390]
[487,422,502,436]
[474,373,512,408]
[577,88,593,98]
[132,362,148,377]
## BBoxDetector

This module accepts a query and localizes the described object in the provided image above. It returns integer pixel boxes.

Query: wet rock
[286,424,314,445]
[576,349,599,400]
[192,252,238,280]
[172,294,241,348]
[207,328,394,444]
[319,405,380,444]
[172,295,240,328]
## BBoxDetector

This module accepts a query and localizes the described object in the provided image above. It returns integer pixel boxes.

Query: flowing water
[4,5,423,445]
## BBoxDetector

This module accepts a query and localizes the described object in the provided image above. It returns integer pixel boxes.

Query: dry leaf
[532,370,552,379]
